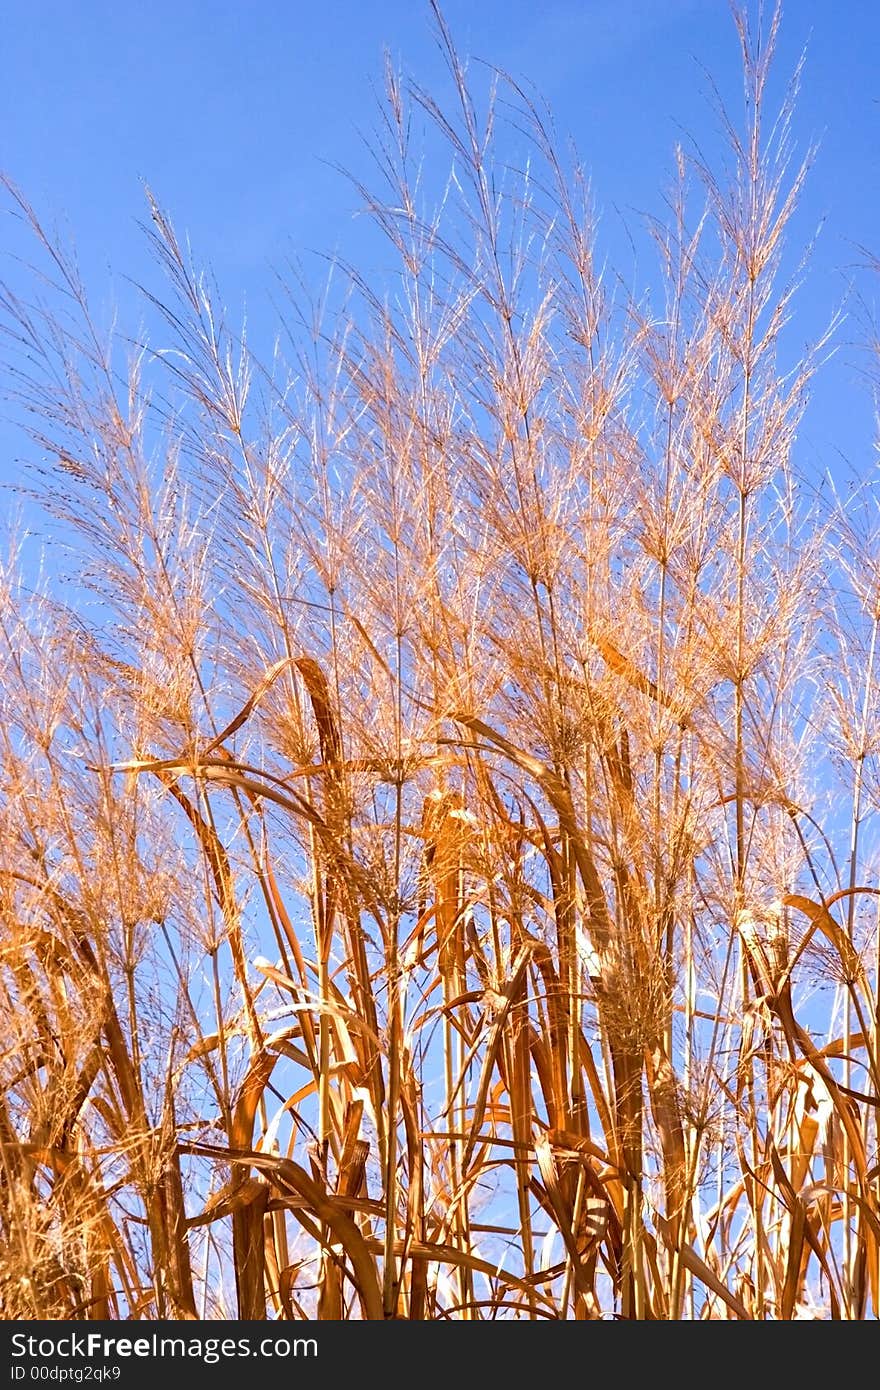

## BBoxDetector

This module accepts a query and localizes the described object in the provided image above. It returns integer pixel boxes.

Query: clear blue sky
[1,1,878,485]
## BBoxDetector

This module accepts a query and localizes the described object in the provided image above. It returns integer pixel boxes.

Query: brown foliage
[1,3,878,1319]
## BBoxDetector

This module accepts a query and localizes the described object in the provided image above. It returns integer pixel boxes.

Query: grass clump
[0,2,878,1319]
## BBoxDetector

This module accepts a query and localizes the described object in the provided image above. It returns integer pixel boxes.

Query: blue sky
[1,1,878,486]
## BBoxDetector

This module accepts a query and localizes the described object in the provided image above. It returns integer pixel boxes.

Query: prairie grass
[1,2,878,1319]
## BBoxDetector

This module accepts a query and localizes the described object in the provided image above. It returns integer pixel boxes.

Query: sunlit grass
[0,2,878,1319]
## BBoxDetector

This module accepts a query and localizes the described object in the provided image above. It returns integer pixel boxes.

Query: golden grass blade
[188,1143,385,1319]
[459,944,533,1176]
[202,656,297,755]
